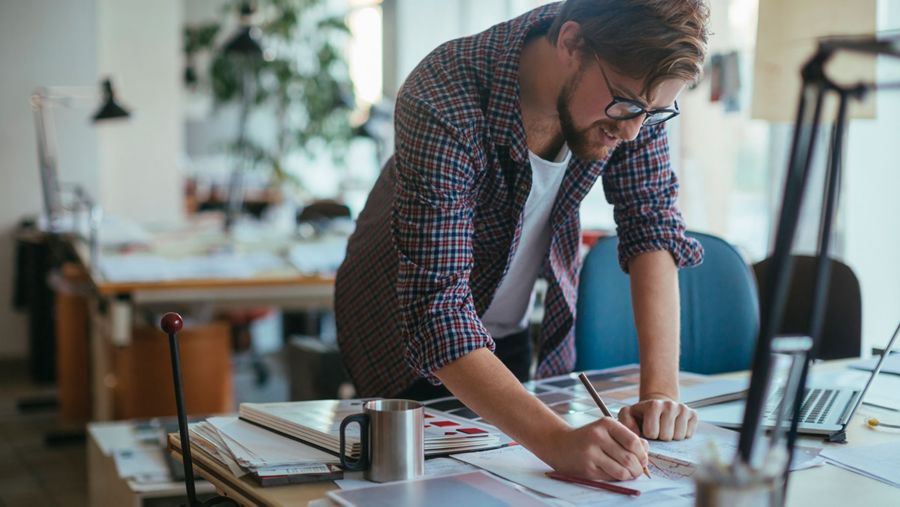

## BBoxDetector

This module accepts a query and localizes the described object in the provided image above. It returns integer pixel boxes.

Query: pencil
[577,372,652,479]
[545,471,641,496]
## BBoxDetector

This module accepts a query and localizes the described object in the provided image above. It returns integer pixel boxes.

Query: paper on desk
[849,354,900,377]
[208,416,340,467]
[191,422,247,477]
[99,252,287,282]
[648,422,740,465]
[547,491,696,507]
[820,440,900,488]
[329,471,551,507]
[612,379,749,408]
[648,422,824,472]
[452,444,689,504]
[113,448,170,484]
[287,238,347,274]
[335,457,480,490]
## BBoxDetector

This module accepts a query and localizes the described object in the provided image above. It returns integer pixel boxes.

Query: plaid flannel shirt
[334,3,703,397]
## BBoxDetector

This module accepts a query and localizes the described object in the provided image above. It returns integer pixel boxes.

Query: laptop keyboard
[765,387,839,424]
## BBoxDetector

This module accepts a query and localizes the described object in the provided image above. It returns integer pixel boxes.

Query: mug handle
[339,413,370,471]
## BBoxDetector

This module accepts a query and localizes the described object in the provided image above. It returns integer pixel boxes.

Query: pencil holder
[693,462,784,507]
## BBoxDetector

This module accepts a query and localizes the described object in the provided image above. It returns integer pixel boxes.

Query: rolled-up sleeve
[601,124,704,273]
[391,95,494,384]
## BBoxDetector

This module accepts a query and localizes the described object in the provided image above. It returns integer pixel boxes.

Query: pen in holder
[694,453,785,507]
[695,336,811,507]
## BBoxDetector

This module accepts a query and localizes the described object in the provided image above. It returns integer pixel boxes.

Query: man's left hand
[617,396,698,441]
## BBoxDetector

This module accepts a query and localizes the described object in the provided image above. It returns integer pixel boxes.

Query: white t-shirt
[481,144,570,338]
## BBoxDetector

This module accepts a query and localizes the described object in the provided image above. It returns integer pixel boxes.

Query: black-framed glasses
[594,54,680,126]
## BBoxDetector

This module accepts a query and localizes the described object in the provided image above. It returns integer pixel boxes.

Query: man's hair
[547,0,710,95]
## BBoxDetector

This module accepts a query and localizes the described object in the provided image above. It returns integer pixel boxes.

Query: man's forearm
[628,250,680,401]
[434,348,569,456]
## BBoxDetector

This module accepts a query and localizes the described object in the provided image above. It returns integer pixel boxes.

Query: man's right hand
[540,417,650,481]
[435,350,650,482]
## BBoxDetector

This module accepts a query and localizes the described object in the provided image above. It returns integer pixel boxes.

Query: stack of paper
[239,400,507,459]
[187,417,342,486]
[820,440,900,488]
[207,416,340,467]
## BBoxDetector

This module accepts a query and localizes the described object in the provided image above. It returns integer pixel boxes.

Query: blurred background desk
[63,217,343,422]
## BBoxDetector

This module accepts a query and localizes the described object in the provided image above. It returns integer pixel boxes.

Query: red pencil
[545,471,641,496]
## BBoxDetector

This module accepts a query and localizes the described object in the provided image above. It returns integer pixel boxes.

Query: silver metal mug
[339,399,425,483]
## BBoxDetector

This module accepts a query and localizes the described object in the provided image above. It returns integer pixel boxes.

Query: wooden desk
[89,420,217,506]
[169,362,900,506]
[66,223,338,420]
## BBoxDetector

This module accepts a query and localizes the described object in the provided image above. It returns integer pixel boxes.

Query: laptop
[699,322,900,441]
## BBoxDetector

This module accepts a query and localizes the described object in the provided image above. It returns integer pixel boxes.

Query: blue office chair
[575,231,759,374]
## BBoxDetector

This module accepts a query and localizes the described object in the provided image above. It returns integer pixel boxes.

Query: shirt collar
[487,3,562,165]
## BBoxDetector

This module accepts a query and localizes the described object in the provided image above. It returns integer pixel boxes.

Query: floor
[0,351,290,507]
[0,361,85,506]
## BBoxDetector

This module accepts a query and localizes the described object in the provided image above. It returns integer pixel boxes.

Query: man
[336,0,709,481]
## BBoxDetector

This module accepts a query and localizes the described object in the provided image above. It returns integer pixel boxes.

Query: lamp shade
[222,2,263,57]
[223,27,263,57]
[92,78,130,122]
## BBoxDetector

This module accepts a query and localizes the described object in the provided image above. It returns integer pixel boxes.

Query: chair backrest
[575,232,759,374]
[752,256,861,360]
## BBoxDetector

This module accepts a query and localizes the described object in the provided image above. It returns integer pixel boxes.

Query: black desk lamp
[92,78,131,121]
[31,77,131,270]
[160,313,239,507]
[31,77,130,228]
[737,33,900,497]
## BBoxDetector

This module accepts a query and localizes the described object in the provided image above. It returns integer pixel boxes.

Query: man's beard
[557,70,616,161]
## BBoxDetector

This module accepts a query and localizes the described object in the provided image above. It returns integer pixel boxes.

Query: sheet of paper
[563,491,696,507]
[602,379,749,408]
[820,440,900,488]
[335,457,480,490]
[648,422,740,465]
[649,420,824,473]
[191,422,248,477]
[113,448,170,483]
[849,354,900,377]
[99,251,287,282]
[452,444,690,504]
[329,471,550,507]
[207,416,339,467]
[287,238,348,274]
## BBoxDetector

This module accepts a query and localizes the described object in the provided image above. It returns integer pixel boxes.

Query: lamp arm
[33,86,101,106]
[31,91,63,222]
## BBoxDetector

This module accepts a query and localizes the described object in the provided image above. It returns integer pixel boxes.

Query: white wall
[844,0,900,354]
[385,0,544,97]
[97,0,184,224]
[0,0,99,358]
[0,0,183,359]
